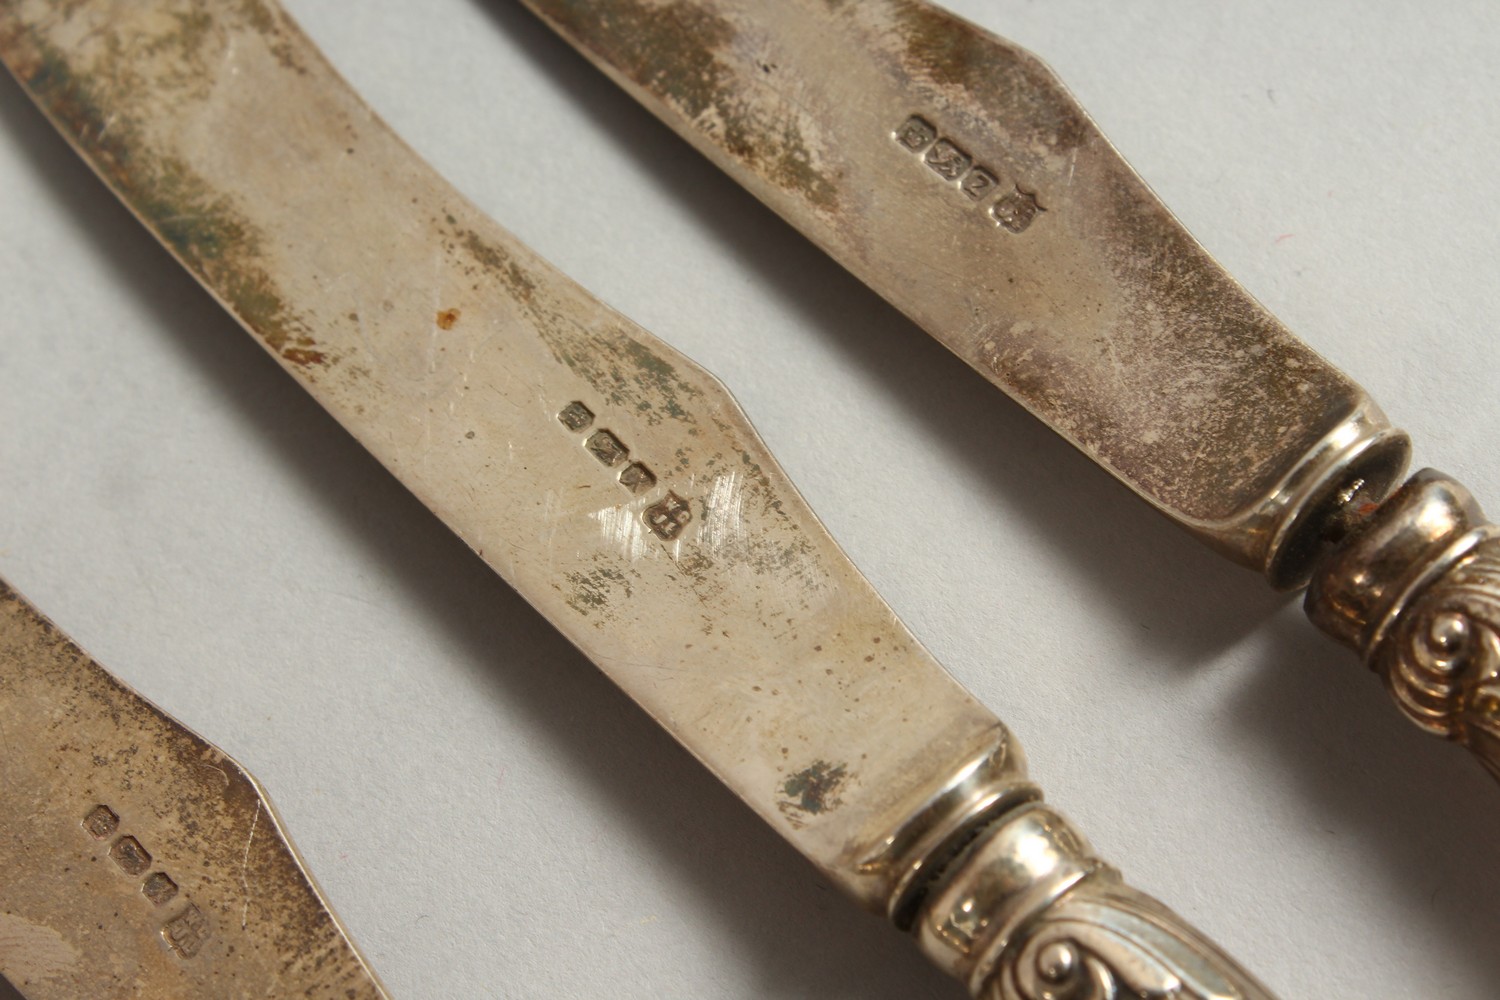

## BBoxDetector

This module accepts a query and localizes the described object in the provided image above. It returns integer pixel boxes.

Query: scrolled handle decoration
[1375,539,1500,777]
[1307,469,1500,780]
[909,802,1277,1000]
[994,883,1272,1000]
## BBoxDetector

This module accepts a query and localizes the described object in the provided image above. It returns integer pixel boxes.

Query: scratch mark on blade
[699,471,746,554]
[589,504,650,563]
[427,251,443,375]
[199,759,230,792]
[240,800,262,930]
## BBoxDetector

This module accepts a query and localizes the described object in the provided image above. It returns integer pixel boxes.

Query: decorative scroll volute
[1308,469,1500,779]
[1375,540,1500,778]
[997,890,1262,1000]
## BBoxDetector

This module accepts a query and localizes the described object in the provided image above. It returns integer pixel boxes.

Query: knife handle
[1307,469,1500,780]
[906,799,1277,999]
[869,737,1276,998]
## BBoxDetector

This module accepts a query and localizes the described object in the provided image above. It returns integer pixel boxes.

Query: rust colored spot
[281,347,327,367]
[436,308,460,330]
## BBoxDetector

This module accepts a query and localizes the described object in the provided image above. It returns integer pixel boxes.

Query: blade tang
[522,0,1411,586]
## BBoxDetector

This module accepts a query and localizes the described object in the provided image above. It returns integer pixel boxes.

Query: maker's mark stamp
[644,492,693,541]
[163,904,210,959]
[992,186,1043,233]
[892,114,1045,234]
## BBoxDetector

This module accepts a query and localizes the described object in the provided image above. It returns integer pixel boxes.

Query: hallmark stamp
[892,114,1043,234]
[162,904,210,959]
[557,401,594,432]
[586,430,629,467]
[992,186,1043,234]
[143,872,179,907]
[85,802,204,960]
[619,462,657,495]
[960,167,999,201]
[110,836,152,876]
[83,804,119,840]
[894,115,938,152]
[924,138,972,181]
[560,401,692,543]
[644,492,693,541]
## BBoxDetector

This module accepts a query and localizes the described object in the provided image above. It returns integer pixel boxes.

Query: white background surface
[4,1,1500,997]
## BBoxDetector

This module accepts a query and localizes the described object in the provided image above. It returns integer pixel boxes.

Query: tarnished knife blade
[0,0,1002,898]
[522,0,1500,778]
[0,580,389,999]
[0,1,1272,997]
[518,0,1408,582]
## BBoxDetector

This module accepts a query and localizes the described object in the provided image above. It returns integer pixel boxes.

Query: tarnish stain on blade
[540,0,841,212]
[0,10,328,372]
[0,580,388,998]
[455,226,706,426]
[779,759,850,828]
[883,0,1091,163]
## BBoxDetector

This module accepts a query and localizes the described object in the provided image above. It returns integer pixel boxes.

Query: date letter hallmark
[645,492,693,541]
[82,803,208,959]
[892,115,1045,234]
[557,402,690,541]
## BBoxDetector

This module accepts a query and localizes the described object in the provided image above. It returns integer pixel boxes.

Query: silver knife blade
[1,3,1498,1000]
[521,0,1500,778]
